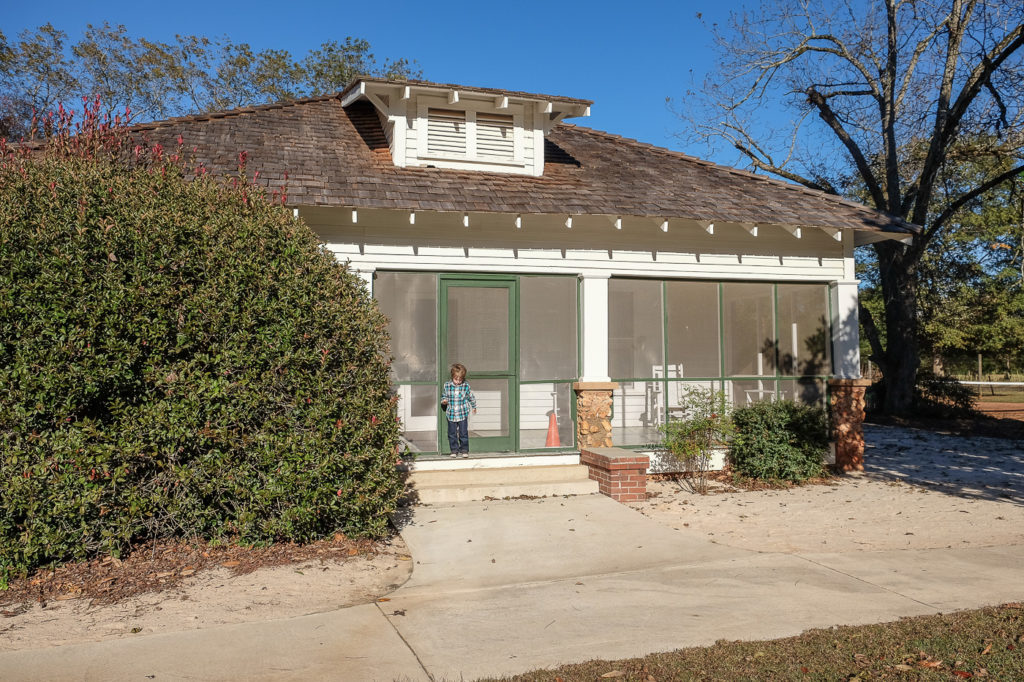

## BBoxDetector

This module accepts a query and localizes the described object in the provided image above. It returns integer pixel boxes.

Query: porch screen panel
[520,277,577,380]
[446,286,509,373]
[665,281,720,378]
[666,380,721,419]
[780,378,827,407]
[722,283,775,377]
[396,384,438,453]
[609,279,664,380]
[729,379,778,407]
[519,383,574,449]
[374,272,437,382]
[467,378,509,439]
[613,381,664,446]
[777,284,831,376]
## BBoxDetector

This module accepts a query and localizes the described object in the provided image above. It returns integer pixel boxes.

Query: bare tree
[680,0,1024,414]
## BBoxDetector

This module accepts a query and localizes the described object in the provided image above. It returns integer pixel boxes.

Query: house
[134,77,915,495]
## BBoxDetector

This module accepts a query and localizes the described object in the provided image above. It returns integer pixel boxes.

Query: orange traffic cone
[545,411,561,447]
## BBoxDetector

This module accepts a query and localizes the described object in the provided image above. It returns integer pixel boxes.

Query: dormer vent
[476,112,515,161]
[341,77,592,177]
[426,109,467,157]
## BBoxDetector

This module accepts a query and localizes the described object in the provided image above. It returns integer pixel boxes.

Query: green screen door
[440,277,517,453]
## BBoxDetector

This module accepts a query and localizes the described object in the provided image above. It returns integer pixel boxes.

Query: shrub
[865,372,977,419]
[659,386,733,494]
[728,400,829,481]
[0,103,400,581]
[914,371,977,418]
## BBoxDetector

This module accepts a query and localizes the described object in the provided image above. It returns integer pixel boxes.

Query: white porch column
[579,272,611,382]
[355,267,375,294]
[830,280,861,379]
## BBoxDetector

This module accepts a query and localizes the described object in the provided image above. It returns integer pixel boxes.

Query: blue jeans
[447,419,469,454]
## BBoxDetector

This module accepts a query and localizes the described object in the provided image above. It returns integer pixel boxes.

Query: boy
[441,363,476,457]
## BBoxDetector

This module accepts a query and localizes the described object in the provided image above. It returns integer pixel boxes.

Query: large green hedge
[0,116,400,580]
[728,400,829,482]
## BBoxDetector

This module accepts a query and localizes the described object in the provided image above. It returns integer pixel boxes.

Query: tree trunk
[877,242,919,414]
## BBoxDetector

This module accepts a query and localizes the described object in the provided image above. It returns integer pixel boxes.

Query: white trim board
[401,453,581,472]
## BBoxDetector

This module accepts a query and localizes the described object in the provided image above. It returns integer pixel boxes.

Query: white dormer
[340,77,592,177]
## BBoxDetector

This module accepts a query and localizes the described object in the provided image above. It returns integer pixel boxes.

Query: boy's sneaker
[459,451,469,458]
[449,452,457,458]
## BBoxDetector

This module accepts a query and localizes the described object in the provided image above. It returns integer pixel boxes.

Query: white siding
[520,383,559,429]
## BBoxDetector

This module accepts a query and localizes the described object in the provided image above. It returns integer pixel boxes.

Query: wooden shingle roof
[132,95,918,234]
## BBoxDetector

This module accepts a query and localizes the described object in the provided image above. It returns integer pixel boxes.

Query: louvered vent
[476,112,515,160]
[426,108,466,156]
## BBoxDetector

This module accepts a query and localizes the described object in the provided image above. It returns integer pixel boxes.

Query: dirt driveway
[631,424,1024,554]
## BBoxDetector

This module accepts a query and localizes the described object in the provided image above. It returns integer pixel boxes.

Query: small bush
[728,400,829,481]
[865,372,977,419]
[659,386,733,494]
[0,103,401,581]
[914,371,976,418]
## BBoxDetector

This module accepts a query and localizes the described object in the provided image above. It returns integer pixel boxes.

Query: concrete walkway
[3,494,1023,681]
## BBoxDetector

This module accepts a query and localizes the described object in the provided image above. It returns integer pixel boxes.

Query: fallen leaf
[600,672,625,679]
[981,643,992,655]
[800,666,809,673]
[378,597,391,602]
[919,660,943,669]
[952,672,972,679]
[108,253,117,262]
[390,609,406,616]
[130,627,142,634]
[347,547,359,556]
[397,555,412,561]
[893,664,913,671]
[221,561,240,568]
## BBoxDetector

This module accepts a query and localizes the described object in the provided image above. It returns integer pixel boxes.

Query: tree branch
[915,5,1024,225]
[730,140,835,193]
[806,86,886,208]
[927,162,1024,241]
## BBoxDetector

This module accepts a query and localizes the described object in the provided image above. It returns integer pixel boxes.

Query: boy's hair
[450,363,467,381]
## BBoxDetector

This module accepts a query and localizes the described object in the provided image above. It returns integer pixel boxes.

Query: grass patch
[482,605,1024,681]
[977,391,1024,404]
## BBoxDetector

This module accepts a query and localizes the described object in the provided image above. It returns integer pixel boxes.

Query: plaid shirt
[442,381,477,422]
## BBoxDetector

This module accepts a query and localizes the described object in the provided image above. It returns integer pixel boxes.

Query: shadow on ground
[863,424,1024,506]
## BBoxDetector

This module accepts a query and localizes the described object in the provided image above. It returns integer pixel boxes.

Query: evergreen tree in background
[0,23,421,137]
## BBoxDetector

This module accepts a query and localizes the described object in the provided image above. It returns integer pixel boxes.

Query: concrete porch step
[408,464,599,504]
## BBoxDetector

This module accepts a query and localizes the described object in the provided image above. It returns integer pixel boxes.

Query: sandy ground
[4,424,1021,653]
[630,424,1024,554]
[0,538,412,652]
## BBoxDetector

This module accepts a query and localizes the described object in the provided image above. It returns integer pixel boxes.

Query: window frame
[608,277,834,447]
[375,270,581,457]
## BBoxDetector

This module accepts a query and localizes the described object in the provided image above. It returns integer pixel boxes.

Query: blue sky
[4,1,740,163]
